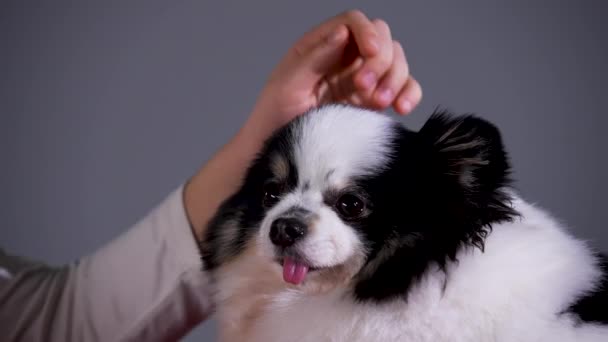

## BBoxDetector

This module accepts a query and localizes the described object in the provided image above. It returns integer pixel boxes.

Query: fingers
[338,10,380,57]
[373,40,409,108]
[394,77,423,115]
[353,20,421,114]
[293,24,350,83]
[279,9,423,115]
[354,19,393,91]
[285,10,380,87]
[320,56,364,105]
[291,10,379,62]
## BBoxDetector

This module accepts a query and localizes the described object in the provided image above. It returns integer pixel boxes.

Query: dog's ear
[418,110,516,232]
[419,111,509,191]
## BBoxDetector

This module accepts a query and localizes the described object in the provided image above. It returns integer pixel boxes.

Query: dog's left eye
[263,182,282,207]
[336,194,365,218]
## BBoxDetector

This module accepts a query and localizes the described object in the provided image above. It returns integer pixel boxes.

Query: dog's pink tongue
[282,257,309,285]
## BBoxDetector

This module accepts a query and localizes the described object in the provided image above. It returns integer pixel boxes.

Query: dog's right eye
[336,194,365,219]
[263,182,282,207]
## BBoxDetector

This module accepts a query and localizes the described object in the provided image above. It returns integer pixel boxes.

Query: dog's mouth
[275,256,323,285]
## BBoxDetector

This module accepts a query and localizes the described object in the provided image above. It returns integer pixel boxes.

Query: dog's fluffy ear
[419,111,508,191]
[419,110,516,235]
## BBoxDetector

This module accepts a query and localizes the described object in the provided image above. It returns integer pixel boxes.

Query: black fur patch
[352,111,517,302]
[567,253,608,324]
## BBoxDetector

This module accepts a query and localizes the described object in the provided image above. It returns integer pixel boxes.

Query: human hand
[243,10,423,140]
[185,11,422,238]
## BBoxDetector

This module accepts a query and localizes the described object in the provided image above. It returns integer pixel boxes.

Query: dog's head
[203,104,516,301]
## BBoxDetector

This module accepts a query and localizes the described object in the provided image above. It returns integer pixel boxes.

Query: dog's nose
[269,218,307,247]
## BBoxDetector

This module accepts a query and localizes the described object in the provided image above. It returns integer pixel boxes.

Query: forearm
[0,101,278,342]
[0,186,213,342]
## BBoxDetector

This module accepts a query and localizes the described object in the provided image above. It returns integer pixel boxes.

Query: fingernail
[360,71,376,89]
[400,99,412,113]
[377,88,393,104]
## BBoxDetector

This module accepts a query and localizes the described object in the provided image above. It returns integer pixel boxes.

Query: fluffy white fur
[293,107,395,184]
[210,106,607,342]
[216,197,606,341]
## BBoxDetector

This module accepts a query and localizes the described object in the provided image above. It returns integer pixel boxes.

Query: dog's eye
[336,194,365,218]
[263,182,282,207]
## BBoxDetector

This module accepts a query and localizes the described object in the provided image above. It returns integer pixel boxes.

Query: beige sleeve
[0,186,214,342]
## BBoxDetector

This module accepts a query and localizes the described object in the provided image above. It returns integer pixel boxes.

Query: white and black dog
[202,104,607,341]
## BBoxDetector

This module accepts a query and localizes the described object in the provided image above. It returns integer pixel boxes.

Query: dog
[201,104,607,341]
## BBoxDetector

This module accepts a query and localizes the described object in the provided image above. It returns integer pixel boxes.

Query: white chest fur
[231,275,476,342]
[213,198,608,342]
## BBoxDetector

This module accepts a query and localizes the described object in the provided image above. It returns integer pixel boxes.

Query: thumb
[289,25,349,85]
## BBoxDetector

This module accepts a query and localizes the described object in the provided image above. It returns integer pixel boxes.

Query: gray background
[1,1,606,340]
